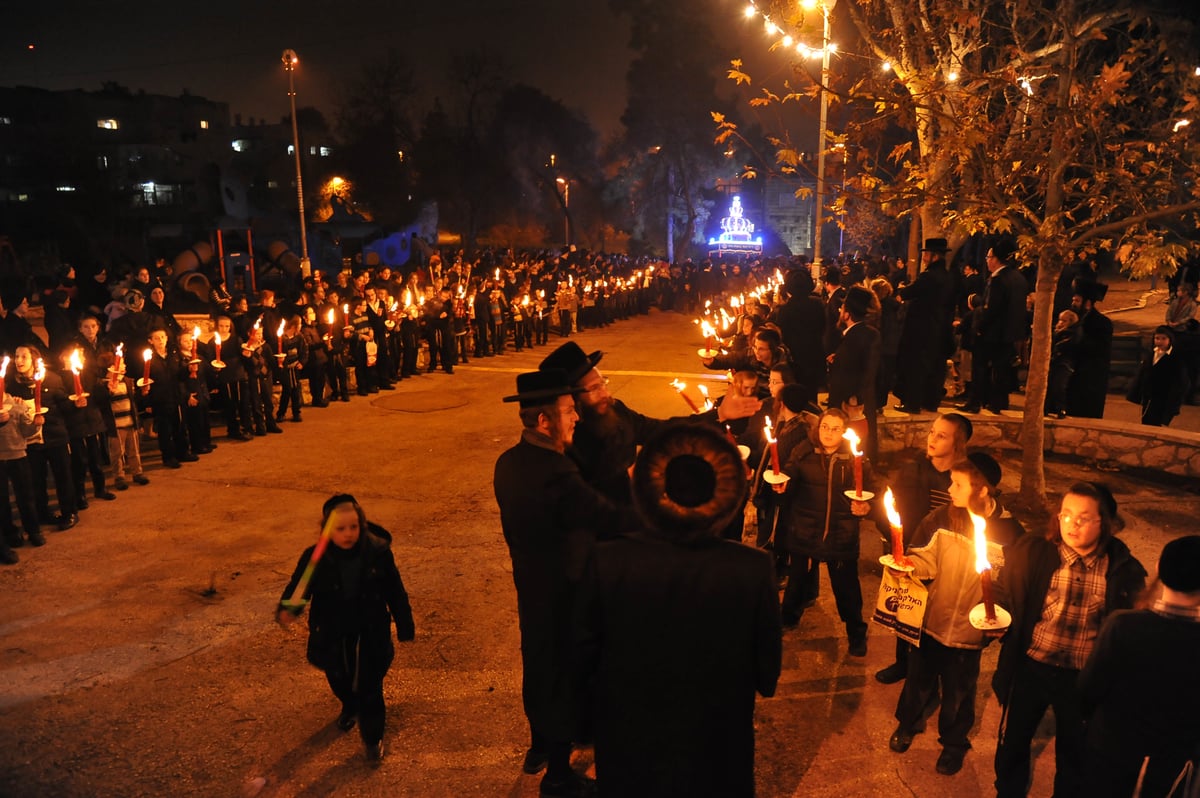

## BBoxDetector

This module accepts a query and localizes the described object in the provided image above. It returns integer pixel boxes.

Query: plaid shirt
[1026,542,1108,670]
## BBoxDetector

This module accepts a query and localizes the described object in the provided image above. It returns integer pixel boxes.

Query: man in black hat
[894,238,955,414]
[959,239,1028,414]
[773,269,826,396]
[540,342,760,507]
[1079,534,1200,797]
[1065,279,1112,418]
[575,423,781,798]
[494,369,632,797]
[827,284,881,459]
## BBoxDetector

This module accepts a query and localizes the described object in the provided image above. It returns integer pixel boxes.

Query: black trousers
[70,434,107,499]
[895,636,981,752]
[327,354,350,399]
[28,443,75,517]
[151,406,184,464]
[782,556,866,640]
[324,645,386,747]
[222,380,253,436]
[995,656,1087,798]
[0,456,41,536]
[973,340,1016,410]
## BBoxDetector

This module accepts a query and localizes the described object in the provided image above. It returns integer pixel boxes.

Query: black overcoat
[575,533,782,798]
[493,432,630,740]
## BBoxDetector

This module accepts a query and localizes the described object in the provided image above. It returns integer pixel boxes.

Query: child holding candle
[0,379,44,556]
[274,315,307,423]
[175,329,213,456]
[97,357,149,490]
[885,453,1024,775]
[772,407,874,656]
[141,328,189,469]
[58,349,117,506]
[277,494,415,763]
[11,346,79,529]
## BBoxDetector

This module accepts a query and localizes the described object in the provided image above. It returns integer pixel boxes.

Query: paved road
[1,308,1193,797]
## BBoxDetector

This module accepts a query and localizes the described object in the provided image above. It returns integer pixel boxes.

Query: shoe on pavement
[27,530,46,547]
[0,544,17,565]
[848,636,868,657]
[133,474,150,485]
[114,478,129,491]
[875,662,906,684]
[97,491,118,500]
[336,708,356,732]
[522,746,549,774]
[539,771,596,797]
[936,747,966,775]
[889,726,918,753]
[365,739,385,763]
[57,513,79,531]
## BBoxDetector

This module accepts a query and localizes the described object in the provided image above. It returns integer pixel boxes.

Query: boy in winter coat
[886,453,1024,776]
[277,494,415,762]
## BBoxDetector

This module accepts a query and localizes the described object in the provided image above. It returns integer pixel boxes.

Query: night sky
[0,0,641,138]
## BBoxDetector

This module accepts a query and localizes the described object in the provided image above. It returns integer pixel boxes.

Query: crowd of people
[4,243,1197,797]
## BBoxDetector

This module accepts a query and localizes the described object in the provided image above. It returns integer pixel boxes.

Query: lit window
[287,145,294,155]
[200,120,209,129]
[97,118,120,130]
[18,193,29,202]
[0,116,11,125]
[56,185,76,192]
[232,140,248,153]
[97,155,109,169]
[309,146,317,155]
[267,180,279,189]
[319,146,331,157]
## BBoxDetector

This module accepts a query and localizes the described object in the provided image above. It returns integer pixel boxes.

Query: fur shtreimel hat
[538,341,603,384]
[632,422,747,541]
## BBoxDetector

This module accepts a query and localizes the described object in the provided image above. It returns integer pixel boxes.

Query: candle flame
[697,383,713,411]
[843,428,863,456]
[671,378,687,393]
[276,320,286,339]
[69,349,83,374]
[327,309,335,324]
[213,332,221,347]
[142,348,152,363]
[343,303,349,316]
[700,320,717,339]
[970,511,991,574]
[0,355,8,378]
[114,343,124,358]
[763,415,776,445]
[730,296,741,308]
[522,295,530,306]
[34,358,45,382]
[494,268,500,281]
[254,316,262,330]
[883,488,902,528]
[192,325,201,346]
[390,300,398,312]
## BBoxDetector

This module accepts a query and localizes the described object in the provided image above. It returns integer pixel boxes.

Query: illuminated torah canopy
[708,195,764,256]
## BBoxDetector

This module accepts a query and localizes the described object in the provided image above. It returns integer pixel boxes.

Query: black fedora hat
[502,368,584,408]
[538,341,603,384]
[921,238,950,252]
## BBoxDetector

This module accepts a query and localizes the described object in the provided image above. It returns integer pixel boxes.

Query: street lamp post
[556,177,570,247]
[282,49,311,278]
[805,0,836,269]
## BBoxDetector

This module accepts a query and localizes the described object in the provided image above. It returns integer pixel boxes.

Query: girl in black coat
[277,494,415,762]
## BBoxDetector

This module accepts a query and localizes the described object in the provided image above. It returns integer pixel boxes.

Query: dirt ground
[1,309,1194,798]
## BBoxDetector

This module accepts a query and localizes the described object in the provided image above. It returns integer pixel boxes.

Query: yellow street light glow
[1018,76,1034,95]
[782,35,793,47]
[947,70,960,82]
[765,20,779,35]
[882,61,892,72]
[801,0,819,9]
[1174,119,1191,132]
[329,176,345,189]
[745,3,757,17]
[827,42,838,53]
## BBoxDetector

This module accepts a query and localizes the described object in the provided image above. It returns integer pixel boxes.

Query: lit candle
[326,308,335,326]
[700,320,717,352]
[212,332,222,363]
[971,511,997,622]
[0,355,8,401]
[764,415,780,474]
[843,428,864,497]
[725,423,738,446]
[276,320,286,358]
[192,326,202,361]
[69,349,85,397]
[671,379,700,413]
[697,383,713,411]
[343,303,350,327]
[33,359,45,412]
[141,348,152,392]
[883,488,912,566]
[113,343,125,374]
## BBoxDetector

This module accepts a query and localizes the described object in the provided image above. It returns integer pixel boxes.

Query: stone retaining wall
[877,414,1200,478]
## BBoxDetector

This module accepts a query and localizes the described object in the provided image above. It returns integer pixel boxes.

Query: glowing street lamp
[282,49,311,278]
[556,176,570,247]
